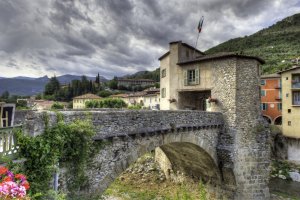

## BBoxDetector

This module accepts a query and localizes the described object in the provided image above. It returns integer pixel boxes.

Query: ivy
[16,112,96,199]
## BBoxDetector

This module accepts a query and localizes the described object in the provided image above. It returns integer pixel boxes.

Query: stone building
[159,41,264,111]
[159,41,270,199]
[260,74,282,125]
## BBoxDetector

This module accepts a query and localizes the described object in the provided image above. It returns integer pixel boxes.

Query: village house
[32,100,55,110]
[110,88,160,109]
[260,74,282,125]
[279,66,300,138]
[159,41,264,111]
[278,66,300,162]
[73,93,101,109]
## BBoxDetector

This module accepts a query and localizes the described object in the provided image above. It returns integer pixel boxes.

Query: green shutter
[195,68,200,85]
[184,70,188,86]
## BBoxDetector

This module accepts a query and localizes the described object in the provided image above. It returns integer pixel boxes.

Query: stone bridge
[20,109,270,200]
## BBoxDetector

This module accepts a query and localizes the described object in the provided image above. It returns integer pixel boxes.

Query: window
[292,74,300,88]
[161,88,166,98]
[261,80,266,85]
[293,91,300,105]
[288,121,291,126]
[184,68,200,85]
[186,50,189,58]
[261,103,268,111]
[161,69,166,78]
[286,93,289,98]
[277,103,282,110]
[288,109,291,113]
[261,90,266,96]
[286,77,289,80]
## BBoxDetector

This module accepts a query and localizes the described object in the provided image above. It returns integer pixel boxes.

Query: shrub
[86,98,127,108]
[128,104,142,110]
[51,102,64,110]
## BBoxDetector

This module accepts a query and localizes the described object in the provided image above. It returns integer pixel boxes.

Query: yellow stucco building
[279,66,300,138]
[73,93,101,109]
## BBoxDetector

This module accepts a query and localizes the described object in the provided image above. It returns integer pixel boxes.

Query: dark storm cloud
[0,0,299,78]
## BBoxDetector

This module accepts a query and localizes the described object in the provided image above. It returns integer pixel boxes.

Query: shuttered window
[161,88,166,98]
[184,68,200,86]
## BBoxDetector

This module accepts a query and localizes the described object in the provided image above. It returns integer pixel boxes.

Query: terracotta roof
[277,66,300,74]
[110,94,128,98]
[261,74,281,79]
[177,52,265,65]
[73,93,101,99]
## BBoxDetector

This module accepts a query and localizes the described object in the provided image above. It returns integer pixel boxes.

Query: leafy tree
[44,76,60,96]
[51,102,64,110]
[1,90,9,100]
[108,77,118,89]
[97,90,113,98]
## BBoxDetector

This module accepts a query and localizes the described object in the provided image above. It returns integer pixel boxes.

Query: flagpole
[193,16,204,58]
[193,32,200,58]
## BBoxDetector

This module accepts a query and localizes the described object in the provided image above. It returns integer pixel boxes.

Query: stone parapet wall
[23,110,224,139]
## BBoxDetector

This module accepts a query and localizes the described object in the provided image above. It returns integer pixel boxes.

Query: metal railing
[0,125,22,161]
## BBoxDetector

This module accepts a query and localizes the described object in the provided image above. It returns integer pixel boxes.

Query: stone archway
[263,115,272,124]
[274,116,282,125]
[68,127,231,198]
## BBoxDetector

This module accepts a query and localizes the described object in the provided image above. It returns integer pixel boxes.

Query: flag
[197,16,204,33]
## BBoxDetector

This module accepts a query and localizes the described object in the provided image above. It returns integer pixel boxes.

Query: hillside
[122,68,160,82]
[206,13,300,74]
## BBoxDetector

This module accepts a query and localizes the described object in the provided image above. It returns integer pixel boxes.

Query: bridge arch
[78,127,234,199]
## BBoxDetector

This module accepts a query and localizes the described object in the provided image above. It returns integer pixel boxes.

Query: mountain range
[0,74,107,96]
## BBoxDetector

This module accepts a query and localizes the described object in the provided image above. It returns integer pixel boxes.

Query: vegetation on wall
[15,113,96,199]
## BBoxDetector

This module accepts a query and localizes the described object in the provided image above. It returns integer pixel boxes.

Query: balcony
[0,125,22,162]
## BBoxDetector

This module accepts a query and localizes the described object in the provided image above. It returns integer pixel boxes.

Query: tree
[95,73,100,84]
[108,77,118,90]
[44,76,60,96]
[97,90,112,98]
[1,91,9,100]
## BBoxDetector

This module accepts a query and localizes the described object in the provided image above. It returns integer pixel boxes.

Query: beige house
[159,41,264,111]
[110,88,160,109]
[278,66,300,138]
[142,89,160,110]
[73,93,101,109]
[32,100,55,110]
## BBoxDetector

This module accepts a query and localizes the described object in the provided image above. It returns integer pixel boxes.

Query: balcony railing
[292,81,300,89]
[0,125,22,161]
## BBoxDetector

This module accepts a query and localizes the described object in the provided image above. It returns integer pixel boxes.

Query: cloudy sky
[0,0,300,79]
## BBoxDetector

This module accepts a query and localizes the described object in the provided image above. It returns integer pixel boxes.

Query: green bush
[51,102,64,110]
[128,104,142,110]
[97,90,113,98]
[86,98,127,108]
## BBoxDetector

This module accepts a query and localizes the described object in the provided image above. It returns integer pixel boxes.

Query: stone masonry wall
[211,58,270,200]
[23,110,224,139]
